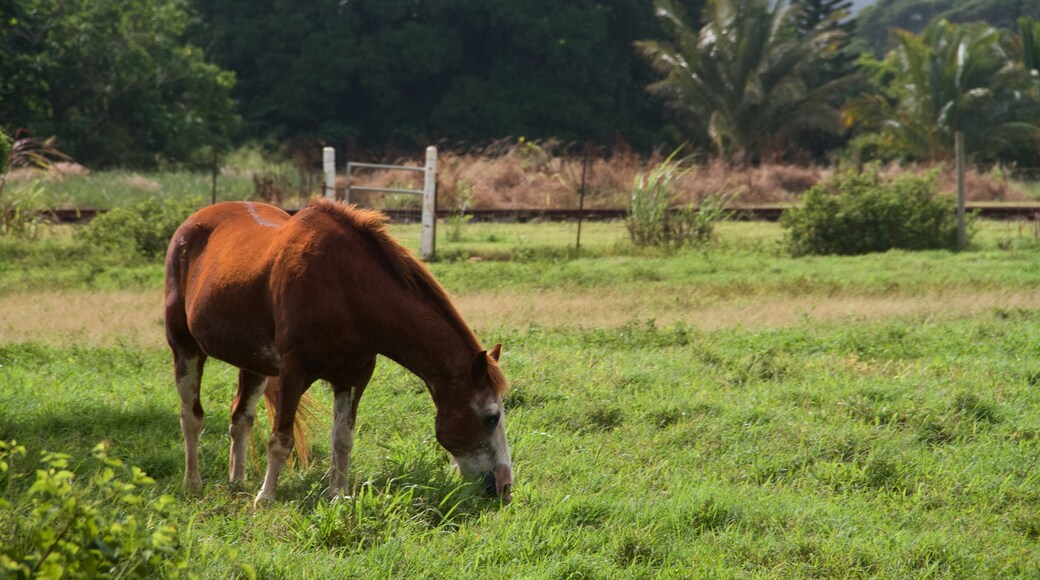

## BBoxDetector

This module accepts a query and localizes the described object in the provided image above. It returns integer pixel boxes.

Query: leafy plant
[77,195,202,260]
[781,166,970,256]
[637,0,857,163]
[627,153,734,247]
[846,20,1040,163]
[0,441,186,578]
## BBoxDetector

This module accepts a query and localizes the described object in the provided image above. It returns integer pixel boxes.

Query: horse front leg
[254,366,306,507]
[173,351,207,494]
[229,369,268,484]
[328,358,376,498]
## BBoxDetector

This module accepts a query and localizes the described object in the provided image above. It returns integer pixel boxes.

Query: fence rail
[39,204,1040,226]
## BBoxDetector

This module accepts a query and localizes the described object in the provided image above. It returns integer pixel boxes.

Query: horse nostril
[482,472,497,496]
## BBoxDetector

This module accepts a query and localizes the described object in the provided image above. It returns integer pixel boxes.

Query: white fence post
[323,147,336,199]
[421,146,438,260]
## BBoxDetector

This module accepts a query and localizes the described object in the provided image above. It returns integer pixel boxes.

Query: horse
[163,199,513,506]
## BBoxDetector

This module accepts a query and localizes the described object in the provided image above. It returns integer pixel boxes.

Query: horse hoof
[184,478,203,496]
[253,492,276,508]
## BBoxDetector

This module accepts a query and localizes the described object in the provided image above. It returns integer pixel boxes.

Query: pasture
[3,219,1040,577]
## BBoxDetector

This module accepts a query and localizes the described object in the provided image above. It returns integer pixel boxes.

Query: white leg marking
[328,389,355,497]
[255,434,292,507]
[176,356,203,492]
[229,378,267,482]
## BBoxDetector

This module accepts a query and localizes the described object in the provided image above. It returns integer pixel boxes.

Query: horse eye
[482,412,500,429]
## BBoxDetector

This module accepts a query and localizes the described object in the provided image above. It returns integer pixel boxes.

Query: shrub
[626,154,679,246]
[780,167,970,256]
[78,196,202,260]
[627,153,734,248]
[0,441,187,578]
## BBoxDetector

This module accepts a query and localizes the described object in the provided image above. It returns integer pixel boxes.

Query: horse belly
[186,296,281,376]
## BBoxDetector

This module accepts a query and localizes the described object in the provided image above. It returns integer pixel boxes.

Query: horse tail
[260,377,323,469]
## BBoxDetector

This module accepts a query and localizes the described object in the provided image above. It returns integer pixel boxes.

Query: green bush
[780,167,970,256]
[627,153,732,248]
[0,441,187,578]
[78,196,202,260]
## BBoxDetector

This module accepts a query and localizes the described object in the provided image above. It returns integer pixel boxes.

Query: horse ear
[472,350,489,382]
[490,343,502,362]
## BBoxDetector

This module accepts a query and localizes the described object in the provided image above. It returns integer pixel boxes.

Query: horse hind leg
[328,358,376,498]
[255,364,308,507]
[174,350,207,494]
[229,369,268,484]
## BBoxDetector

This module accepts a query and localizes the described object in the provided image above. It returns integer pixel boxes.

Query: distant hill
[850,0,1040,56]
[849,0,877,14]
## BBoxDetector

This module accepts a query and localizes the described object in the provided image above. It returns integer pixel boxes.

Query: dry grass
[6,287,1039,348]
[4,162,90,182]
[338,140,1033,211]
[459,289,1040,331]
[0,290,164,348]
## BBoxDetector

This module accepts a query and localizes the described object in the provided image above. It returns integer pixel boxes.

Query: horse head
[433,344,513,502]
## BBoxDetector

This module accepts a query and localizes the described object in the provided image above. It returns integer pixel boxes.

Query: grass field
[3,219,1040,577]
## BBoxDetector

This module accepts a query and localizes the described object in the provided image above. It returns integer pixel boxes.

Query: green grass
[3,220,1040,576]
[3,314,1040,576]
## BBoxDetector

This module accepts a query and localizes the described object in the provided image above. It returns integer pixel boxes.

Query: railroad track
[40,204,1040,225]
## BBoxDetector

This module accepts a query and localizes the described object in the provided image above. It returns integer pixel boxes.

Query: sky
[849,0,877,14]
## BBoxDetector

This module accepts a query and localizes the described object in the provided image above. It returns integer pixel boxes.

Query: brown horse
[164,199,512,506]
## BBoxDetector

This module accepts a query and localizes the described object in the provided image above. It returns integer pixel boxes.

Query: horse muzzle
[483,462,513,503]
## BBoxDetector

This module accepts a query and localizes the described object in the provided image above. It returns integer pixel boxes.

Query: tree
[191,0,704,153]
[637,0,856,163]
[0,0,238,168]
[1012,17,1040,78]
[846,20,1040,163]
[789,0,861,158]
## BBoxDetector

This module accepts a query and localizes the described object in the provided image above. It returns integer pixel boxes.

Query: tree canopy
[2,0,1040,168]
[189,0,706,155]
[847,19,1040,162]
[0,0,238,167]
[637,0,857,163]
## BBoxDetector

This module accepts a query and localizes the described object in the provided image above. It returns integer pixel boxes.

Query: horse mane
[305,199,509,395]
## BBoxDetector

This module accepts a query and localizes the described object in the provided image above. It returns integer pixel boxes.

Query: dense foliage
[0,0,238,168]
[0,442,187,578]
[2,0,1040,167]
[637,0,857,163]
[780,167,967,256]
[847,19,1040,163]
[188,0,704,153]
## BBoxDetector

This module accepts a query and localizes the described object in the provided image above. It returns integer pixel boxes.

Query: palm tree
[637,0,856,164]
[1019,17,1040,72]
[847,20,1040,162]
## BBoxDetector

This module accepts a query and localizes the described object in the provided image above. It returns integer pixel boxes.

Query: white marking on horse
[229,377,268,482]
[176,356,203,490]
[328,389,356,497]
[246,202,282,228]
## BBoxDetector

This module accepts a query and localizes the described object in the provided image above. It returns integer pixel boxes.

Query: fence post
[323,147,336,199]
[955,131,966,251]
[421,146,438,260]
